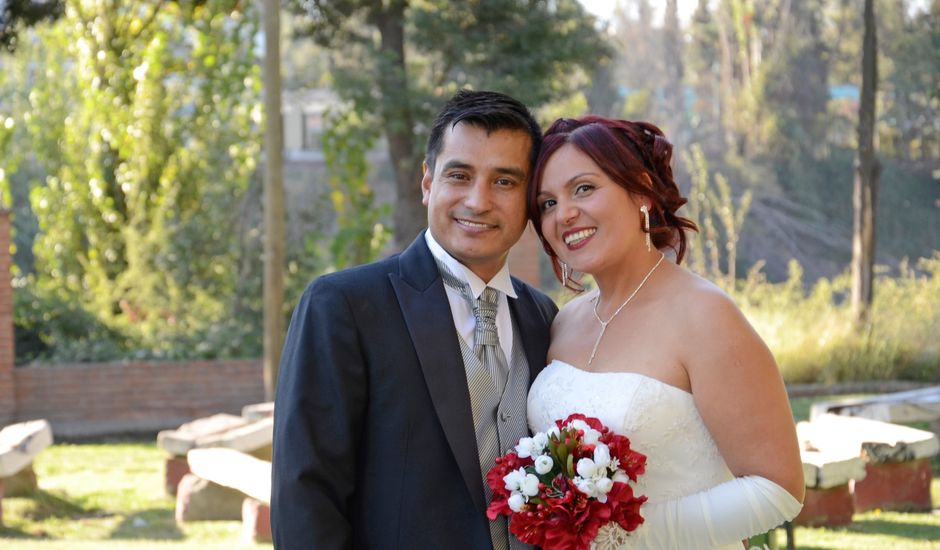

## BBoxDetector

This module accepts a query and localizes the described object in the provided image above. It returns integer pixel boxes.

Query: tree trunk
[262,0,285,400]
[716,2,736,152]
[851,0,881,323]
[373,1,424,252]
[586,55,620,118]
[664,0,685,139]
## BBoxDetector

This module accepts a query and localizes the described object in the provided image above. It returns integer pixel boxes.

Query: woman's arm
[638,474,802,549]
[682,285,805,502]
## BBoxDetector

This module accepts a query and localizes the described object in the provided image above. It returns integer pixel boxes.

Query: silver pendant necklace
[588,253,665,367]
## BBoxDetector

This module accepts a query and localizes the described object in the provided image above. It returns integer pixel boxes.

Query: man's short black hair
[425,90,542,174]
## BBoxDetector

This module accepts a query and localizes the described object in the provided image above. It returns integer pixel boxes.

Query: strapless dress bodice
[527,360,739,549]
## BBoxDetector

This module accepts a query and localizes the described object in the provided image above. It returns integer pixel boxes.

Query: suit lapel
[390,234,486,513]
[509,282,550,386]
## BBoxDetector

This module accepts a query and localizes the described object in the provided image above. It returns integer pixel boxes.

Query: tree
[585,27,621,118]
[611,0,664,121]
[884,3,940,161]
[756,0,829,162]
[289,0,608,250]
[0,0,63,52]
[687,0,721,143]
[20,0,262,359]
[851,0,881,322]
[662,0,685,140]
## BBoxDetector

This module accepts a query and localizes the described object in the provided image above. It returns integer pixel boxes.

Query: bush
[737,253,940,383]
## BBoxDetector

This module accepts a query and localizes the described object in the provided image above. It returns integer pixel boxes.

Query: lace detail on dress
[590,523,632,550]
[527,360,737,549]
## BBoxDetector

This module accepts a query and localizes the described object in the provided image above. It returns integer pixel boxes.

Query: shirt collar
[424,230,518,300]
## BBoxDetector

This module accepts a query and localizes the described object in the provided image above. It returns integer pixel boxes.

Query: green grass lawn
[793,507,940,549]
[0,442,272,549]
[1,398,938,549]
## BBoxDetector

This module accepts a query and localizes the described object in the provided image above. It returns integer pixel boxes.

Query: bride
[525,116,804,549]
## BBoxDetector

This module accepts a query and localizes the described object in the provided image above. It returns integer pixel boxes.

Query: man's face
[422,122,532,282]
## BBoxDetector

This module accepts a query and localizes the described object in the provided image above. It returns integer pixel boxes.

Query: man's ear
[421,160,432,206]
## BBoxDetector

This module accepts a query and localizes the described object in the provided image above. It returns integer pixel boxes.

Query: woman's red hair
[528,116,697,289]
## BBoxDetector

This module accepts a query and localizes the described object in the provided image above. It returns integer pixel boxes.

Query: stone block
[165,456,190,496]
[174,473,244,522]
[801,449,866,490]
[853,458,934,512]
[793,484,855,528]
[187,447,271,504]
[798,414,939,463]
[0,419,53,477]
[198,417,273,454]
[242,498,272,543]
[810,386,940,424]
[157,415,272,458]
[1,463,38,496]
[157,414,248,457]
[241,402,274,421]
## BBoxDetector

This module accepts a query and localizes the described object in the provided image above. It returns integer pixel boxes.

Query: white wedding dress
[527,360,746,550]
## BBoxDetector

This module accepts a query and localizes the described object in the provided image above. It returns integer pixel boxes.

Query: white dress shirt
[425,230,516,361]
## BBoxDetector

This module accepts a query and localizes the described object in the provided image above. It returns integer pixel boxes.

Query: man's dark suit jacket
[271,232,557,549]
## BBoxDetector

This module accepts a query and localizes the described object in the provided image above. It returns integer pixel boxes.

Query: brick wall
[13,359,265,438]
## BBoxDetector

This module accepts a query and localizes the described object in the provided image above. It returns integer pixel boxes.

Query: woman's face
[536,144,646,276]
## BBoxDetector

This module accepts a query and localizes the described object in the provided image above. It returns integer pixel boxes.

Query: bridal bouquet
[486,414,647,550]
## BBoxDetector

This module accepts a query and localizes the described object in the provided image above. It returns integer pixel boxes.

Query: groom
[271,90,557,549]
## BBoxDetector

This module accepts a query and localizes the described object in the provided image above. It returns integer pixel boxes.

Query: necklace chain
[588,253,665,366]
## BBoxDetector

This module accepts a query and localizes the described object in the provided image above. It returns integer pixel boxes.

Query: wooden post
[262,0,285,401]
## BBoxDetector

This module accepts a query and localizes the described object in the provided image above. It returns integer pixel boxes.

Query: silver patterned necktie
[473,287,509,395]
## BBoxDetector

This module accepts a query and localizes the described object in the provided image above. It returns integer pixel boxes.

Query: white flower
[593,443,612,470]
[519,473,540,497]
[547,425,561,439]
[566,419,602,444]
[612,470,630,484]
[508,492,526,512]
[574,476,597,497]
[514,437,535,458]
[575,476,609,502]
[534,455,554,475]
[515,435,547,458]
[503,468,527,492]
[596,477,614,494]
[576,457,598,479]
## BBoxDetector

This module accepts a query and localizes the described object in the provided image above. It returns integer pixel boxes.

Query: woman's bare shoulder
[666,267,743,324]
[551,289,595,331]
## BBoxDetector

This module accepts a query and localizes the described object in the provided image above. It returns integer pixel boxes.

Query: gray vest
[457,313,532,550]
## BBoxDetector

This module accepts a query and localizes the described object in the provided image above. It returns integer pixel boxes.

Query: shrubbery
[737,254,940,383]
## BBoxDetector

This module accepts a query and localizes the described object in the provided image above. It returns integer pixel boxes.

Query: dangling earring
[640,205,652,252]
[561,261,570,285]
